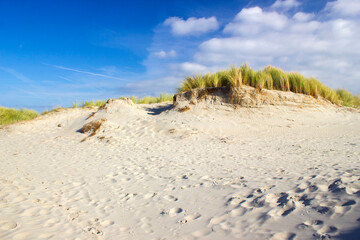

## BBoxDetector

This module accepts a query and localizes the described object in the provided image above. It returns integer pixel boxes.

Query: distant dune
[0,86,359,240]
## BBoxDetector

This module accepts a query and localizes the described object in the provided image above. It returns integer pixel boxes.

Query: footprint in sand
[328,178,346,193]
[230,207,247,217]
[164,195,178,202]
[0,220,18,230]
[302,220,324,230]
[144,192,157,199]
[161,207,183,217]
[270,232,296,240]
[178,213,201,224]
[317,225,338,235]
[169,207,183,216]
[82,218,104,237]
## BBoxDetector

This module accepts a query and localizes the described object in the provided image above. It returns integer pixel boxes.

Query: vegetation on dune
[178,64,360,108]
[71,94,173,108]
[72,100,107,108]
[129,93,173,104]
[0,107,39,126]
[1,94,174,126]
[1,65,359,127]
[41,107,64,115]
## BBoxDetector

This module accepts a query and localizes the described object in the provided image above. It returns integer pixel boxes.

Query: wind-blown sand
[0,89,359,240]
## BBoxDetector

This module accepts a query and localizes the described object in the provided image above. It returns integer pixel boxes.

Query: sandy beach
[0,90,359,240]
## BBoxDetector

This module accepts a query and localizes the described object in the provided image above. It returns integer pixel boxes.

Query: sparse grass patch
[41,107,64,115]
[0,107,39,126]
[177,64,360,108]
[80,100,106,108]
[130,94,173,104]
[72,100,106,108]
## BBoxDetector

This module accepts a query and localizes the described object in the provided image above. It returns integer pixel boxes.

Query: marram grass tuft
[178,64,360,108]
[0,107,39,126]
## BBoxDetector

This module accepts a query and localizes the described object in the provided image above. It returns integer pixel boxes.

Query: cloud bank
[164,16,219,36]
[133,0,360,96]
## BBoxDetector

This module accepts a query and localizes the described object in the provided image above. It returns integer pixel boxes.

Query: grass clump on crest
[130,94,173,104]
[0,107,39,126]
[177,64,360,108]
[72,100,106,108]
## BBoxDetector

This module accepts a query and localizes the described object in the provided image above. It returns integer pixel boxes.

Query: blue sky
[1,0,359,112]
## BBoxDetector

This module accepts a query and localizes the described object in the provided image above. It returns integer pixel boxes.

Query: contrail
[45,63,128,81]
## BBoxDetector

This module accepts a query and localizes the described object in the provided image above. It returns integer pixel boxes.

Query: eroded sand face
[0,99,359,240]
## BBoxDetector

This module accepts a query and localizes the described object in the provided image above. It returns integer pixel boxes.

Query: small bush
[0,107,39,126]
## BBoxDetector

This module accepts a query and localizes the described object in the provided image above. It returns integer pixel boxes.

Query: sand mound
[1,91,360,240]
[173,86,336,109]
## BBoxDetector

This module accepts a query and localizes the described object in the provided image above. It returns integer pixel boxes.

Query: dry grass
[81,118,107,142]
[178,64,360,108]
[0,107,39,126]
[178,106,190,112]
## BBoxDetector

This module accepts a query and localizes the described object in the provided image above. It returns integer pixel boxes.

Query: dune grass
[129,93,173,104]
[178,64,360,108]
[0,107,39,126]
[72,100,107,108]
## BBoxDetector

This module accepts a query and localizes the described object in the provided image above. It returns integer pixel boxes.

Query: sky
[0,0,359,112]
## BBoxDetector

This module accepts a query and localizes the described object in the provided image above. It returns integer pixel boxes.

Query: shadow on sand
[335,226,360,240]
[145,104,173,115]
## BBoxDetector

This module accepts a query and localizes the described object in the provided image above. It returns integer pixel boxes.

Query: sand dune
[0,92,359,240]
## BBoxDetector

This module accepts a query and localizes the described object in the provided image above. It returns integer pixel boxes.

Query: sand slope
[0,96,359,240]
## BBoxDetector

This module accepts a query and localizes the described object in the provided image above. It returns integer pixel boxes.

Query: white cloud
[223,7,288,35]
[167,62,208,76]
[293,12,315,22]
[154,50,177,58]
[136,0,360,96]
[271,0,301,10]
[164,16,219,36]
[193,4,360,92]
[325,0,360,17]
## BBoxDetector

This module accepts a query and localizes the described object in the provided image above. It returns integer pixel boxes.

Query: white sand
[0,97,359,240]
